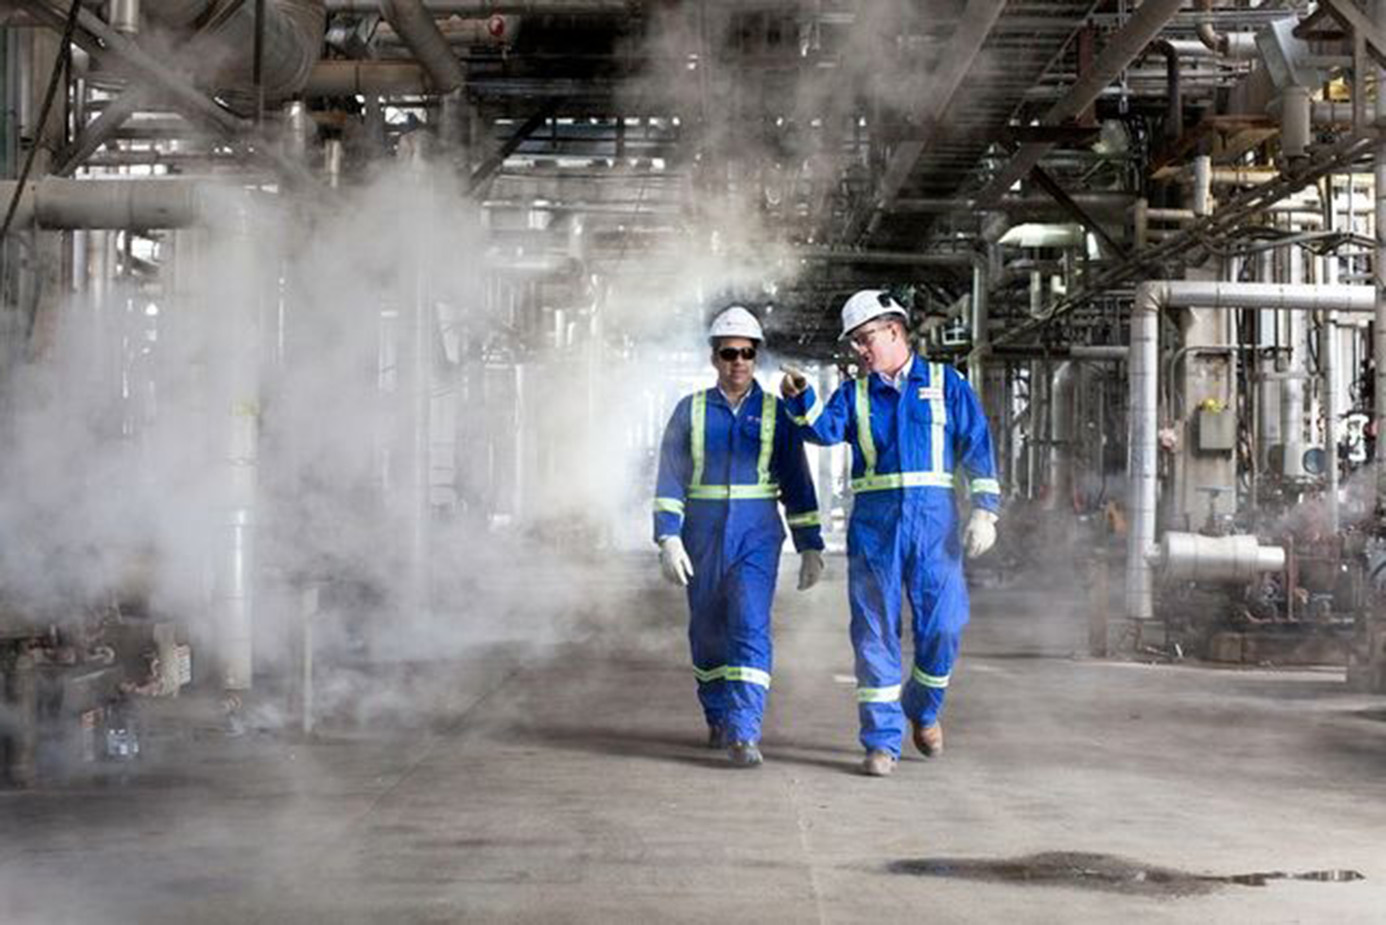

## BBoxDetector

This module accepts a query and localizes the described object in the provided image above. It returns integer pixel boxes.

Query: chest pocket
[914,364,948,475]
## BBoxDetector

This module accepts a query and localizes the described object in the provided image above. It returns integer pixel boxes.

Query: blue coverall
[653,381,824,745]
[783,358,1000,756]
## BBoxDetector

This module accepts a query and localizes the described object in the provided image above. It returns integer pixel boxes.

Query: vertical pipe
[969,257,988,392]
[8,654,37,787]
[1323,180,1341,532]
[1050,361,1077,510]
[1192,154,1212,217]
[1283,243,1307,476]
[817,364,838,532]
[1128,285,1160,621]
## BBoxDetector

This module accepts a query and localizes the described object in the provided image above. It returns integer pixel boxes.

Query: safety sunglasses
[717,346,757,361]
[849,324,893,349]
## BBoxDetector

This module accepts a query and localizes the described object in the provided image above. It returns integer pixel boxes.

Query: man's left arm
[948,368,1001,557]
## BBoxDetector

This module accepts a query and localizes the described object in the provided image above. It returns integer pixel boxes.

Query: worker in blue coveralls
[653,306,826,768]
[780,289,1001,778]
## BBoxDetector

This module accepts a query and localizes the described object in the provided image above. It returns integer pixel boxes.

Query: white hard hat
[839,289,908,340]
[708,305,764,342]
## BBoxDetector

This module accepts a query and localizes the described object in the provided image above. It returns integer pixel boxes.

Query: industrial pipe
[327,0,628,8]
[1048,361,1077,510]
[0,178,206,229]
[1150,40,1183,143]
[1127,281,1374,620]
[303,60,429,96]
[1194,0,1259,60]
[1159,532,1286,582]
[379,0,466,94]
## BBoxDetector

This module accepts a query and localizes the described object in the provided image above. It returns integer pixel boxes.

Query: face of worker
[712,337,757,393]
[848,318,909,374]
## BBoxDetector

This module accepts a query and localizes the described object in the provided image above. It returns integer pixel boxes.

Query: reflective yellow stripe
[928,362,947,475]
[851,471,956,492]
[786,510,821,528]
[724,666,771,688]
[971,477,1000,495]
[689,391,707,489]
[856,684,901,703]
[693,665,726,683]
[686,484,781,500]
[757,390,776,488]
[855,377,877,477]
[911,665,950,689]
[653,497,685,515]
[791,390,825,427]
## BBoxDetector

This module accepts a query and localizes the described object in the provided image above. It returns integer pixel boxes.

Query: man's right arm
[652,397,691,543]
[780,372,853,446]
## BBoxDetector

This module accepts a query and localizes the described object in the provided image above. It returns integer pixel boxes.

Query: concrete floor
[3,555,1385,923]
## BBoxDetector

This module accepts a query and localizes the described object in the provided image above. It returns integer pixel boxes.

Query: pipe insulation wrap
[1159,532,1286,582]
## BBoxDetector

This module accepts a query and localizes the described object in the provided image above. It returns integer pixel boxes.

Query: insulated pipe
[0,178,205,228]
[1128,281,1375,620]
[1322,192,1341,532]
[1194,0,1259,59]
[969,257,988,392]
[379,0,465,94]
[1159,532,1286,582]
[1191,155,1212,217]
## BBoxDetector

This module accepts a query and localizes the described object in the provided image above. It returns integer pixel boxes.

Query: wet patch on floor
[887,852,1364,896]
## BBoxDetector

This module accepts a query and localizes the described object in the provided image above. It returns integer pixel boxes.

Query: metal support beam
[468,102,558,193]
[975,0,1185,207]
[53,85,152,176]
[842,0,1008,243]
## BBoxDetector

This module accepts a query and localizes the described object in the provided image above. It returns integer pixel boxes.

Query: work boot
[910,720,944,758]
[861,749,897,777]
[728,741,763,768]
[707,724,728,749]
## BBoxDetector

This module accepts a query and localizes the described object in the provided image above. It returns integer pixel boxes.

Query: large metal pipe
[142,0,326,103]
[0,178,205,228]
[1128,281,1375,620]
[1194,0,1259,60]
[379,0,465,94]
[1151,40,1182,143]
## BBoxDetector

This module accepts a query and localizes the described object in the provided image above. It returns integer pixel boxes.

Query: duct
[1150,41,1183,143]
[303,60,429,96]
[380,0,465,94]
[1048,361,1077,510]
[1159,533,1286,582]
[997,223,1084,249]
[141,0,327,104]
[1128,281,1374,620]
[977,0,1185,205]
[374,14,519,46]
[1279,85,1311,161]
[0,178,205,228]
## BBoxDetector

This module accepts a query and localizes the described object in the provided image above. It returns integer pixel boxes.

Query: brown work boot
[861,749,897,777]
[911,720,943,758]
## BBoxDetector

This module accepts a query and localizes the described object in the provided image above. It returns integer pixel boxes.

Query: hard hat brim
[839,306,908,340]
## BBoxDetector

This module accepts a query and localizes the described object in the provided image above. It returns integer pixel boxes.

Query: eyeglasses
[849,324,893,349]
[717,346,757,362]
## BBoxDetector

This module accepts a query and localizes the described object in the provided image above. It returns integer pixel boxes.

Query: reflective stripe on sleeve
[693,665,726,683]
[970,477,1001,495]
[911,665,950,689]
[856,684,902,703]
[653,497,685,515]
[786,510,821,528]
[791,391,825,427]
[724,666,771,689]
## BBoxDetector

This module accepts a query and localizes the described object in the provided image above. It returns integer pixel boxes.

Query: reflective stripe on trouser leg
[847,521,905,756]
[721,539,781,744]
[900,552,969,729]
[686,550,728,728]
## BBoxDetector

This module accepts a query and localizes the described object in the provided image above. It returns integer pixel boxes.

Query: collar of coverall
[710,377,761,410]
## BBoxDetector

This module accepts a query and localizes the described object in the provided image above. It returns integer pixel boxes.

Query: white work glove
[797,549,824,591]
[658,536,694,586]
[963,509,998,559]
[780,363,808,399]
